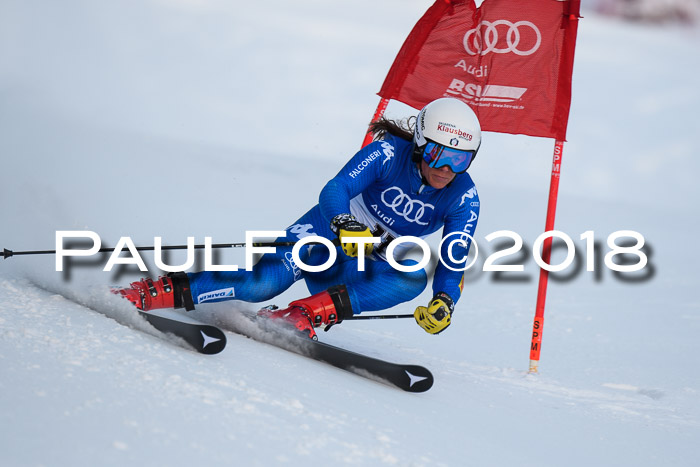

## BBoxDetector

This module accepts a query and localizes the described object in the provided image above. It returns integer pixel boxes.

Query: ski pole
[1,241,298,260]
[323,313,414,332]
[344,314,415,321]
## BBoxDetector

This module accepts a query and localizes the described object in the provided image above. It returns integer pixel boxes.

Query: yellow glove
[330,213,374,257]
[414,292,454,334]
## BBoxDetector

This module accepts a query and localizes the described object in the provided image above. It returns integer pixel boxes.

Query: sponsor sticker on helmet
[436,122,473,141]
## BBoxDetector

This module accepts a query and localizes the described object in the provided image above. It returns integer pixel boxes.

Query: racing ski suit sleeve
[432,189,480,305]
[318,139,394,223]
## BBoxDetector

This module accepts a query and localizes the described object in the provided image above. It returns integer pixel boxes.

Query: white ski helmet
[414,98,482,169]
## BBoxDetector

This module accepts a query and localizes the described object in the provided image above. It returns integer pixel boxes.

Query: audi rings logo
[284,251,302,280]
[381,187,434,225]
[463,20,541,56]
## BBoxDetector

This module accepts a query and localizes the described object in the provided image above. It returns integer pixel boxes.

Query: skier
[115,97,481,339]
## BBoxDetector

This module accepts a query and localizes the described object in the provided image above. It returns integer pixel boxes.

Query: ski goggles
[422,141,476,174]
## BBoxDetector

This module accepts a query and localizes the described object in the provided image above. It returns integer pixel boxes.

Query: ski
[287,336,434,393]
[232,315,433,393]
[31,284,427,385]
[137,308,227,355]
[141,307,431,390]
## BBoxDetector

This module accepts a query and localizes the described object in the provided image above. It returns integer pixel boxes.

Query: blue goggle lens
[422,142,475,173]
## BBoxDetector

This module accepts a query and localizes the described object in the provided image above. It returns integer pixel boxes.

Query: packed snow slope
[1,1,700,466]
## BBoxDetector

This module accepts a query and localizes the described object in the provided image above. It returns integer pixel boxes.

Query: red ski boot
[260,285,353,340]
[112,272,195,311]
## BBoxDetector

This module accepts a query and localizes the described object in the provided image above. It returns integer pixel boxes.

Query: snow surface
[1,1,700,465]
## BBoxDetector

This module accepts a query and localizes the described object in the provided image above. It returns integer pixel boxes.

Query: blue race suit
[187,133,480,313]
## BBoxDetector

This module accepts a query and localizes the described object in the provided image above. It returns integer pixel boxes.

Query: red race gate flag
[377,0,580,140]
[368,0,581,373]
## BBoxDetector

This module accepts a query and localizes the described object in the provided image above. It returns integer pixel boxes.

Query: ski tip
[402,365,434,393]
[198,327,227,355]
[137,309,227,355]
